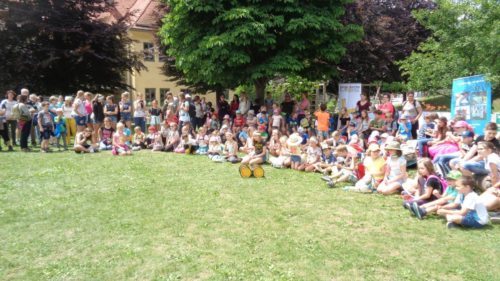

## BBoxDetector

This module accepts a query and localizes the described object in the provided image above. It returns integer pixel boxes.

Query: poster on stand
[338,83,362,113]
[451,75,491,134]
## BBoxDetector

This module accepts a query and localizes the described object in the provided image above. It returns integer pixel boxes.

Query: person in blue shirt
[396,115,412,142]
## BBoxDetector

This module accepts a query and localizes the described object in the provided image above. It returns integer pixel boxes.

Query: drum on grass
[239,164,265,178]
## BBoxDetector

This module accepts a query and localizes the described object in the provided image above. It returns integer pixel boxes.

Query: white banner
[338,83,362,113]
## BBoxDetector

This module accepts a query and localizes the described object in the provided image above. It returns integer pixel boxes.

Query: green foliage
[266,76,319,101]
[159,0,362,99]
[0,0,144,95]
[398,0,500,94]
[0,151,499,280]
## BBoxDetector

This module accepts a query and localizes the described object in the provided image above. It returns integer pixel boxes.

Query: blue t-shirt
[398,121,412,139]
[322,153,336,164]
[238,131,248,141]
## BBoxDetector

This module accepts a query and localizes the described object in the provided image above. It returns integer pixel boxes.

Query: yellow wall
[127,28,219,105]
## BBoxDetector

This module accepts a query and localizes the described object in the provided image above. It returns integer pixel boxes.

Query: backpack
[11,103,21,120]
[188,102,196,120]
[426,174,448,194]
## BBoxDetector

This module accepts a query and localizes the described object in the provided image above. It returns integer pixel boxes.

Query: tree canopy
[0,0,144,95]
[159,0,362,101]
[398,0,499,94]
[338,0,434,84]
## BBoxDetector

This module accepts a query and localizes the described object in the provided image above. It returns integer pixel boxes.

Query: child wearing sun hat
[377,141,407,195]
[343,143,386,192]
[287,133,303,170]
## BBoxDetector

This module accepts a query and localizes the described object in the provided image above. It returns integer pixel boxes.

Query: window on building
[158,45,168,62]
[145,88,156,104]
[143,42,154,62]
[160,88,170,105]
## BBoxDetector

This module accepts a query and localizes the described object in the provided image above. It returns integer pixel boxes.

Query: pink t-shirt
[298,98,309,115]
[84,100,92,115]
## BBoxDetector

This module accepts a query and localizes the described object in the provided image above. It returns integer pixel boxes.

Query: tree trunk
[254,77,268,106]
[215,86,225,102]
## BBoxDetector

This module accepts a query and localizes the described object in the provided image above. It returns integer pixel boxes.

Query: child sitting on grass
[112,122,131,155]
[437,176,489,229]
[241,131,267,167]
[410,171,462,219]
[402,158,445,210]
[131,126,146,151]
[343,143,385,192]
[322,145,357,188]
[300,137,322,172]
[377,141,407,195]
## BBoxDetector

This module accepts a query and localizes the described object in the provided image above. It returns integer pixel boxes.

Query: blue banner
[451,75,492,134]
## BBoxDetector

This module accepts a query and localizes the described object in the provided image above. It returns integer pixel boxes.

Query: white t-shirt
[387,156,406,179]
[179,100,190,122]
[134,100,146,118]
[462,192,489,225]
[485,153,500,173]
[72,99,86,116]
[62,104,73,119]
[1,99,18,119]
[306,146,321,164]
[271,115,283,128]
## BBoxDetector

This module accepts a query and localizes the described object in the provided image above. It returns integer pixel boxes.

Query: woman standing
[72,90,87,132]
[133,93,147,133]
[17,94,33,152]
[92,94,105,143]
[230,94,239,118]
[62,96,76,145]
[356,92,371,115]
[237,93,250,116]
[1,90,18,146]
[401,91,423,140]
[103,95,118,129]
[84,92,93,130]
[337,107,350,136]
[297,92,310,121]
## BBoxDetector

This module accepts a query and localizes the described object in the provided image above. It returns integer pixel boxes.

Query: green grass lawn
[1,151,499,280]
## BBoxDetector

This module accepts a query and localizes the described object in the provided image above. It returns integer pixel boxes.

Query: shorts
[318,130,328,139]
[150,116,161,125]
[108,116,118,123]
[341,169,357,183]
[291,155,301,163]
[461,210,486,228]
[75,116,87,126]
[121,112,132,122]
[41,127,53,140]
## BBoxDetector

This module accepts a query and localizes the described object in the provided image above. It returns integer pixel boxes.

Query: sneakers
[321,175,332,182]
[446,222,459,229]
[327,181,335,188]
[402,202,411,210]
[411,202,424,219]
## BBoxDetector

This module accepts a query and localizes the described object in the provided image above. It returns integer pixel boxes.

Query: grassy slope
[0,151,499,281]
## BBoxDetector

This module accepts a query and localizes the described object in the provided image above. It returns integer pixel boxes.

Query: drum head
[253,165,265,178]
[239,164,252,178]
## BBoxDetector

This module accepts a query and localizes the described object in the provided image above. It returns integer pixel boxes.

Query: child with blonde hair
[112,122,131,155]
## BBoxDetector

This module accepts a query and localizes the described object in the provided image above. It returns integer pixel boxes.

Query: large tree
[159,0,362,102]
[0,0,144,95]
[337,0,434,84]
[398,0,499,94]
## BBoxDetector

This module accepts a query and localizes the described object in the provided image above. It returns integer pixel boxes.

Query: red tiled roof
[101,0,163,29]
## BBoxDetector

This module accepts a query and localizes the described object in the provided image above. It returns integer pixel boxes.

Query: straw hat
[287,133,303,146]
[366,143,381,153]
[385,141,402,151]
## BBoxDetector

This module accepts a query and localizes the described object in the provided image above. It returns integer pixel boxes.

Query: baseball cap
[446,170,462,180]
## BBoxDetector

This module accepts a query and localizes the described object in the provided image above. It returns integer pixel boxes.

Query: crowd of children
[1,89,499,228]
